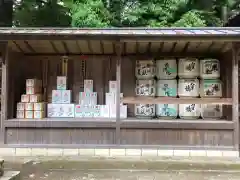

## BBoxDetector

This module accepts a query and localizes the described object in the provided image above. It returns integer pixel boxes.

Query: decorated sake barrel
[178,58,199,78]
[200,59,220,79]
[156,79,177,97]
[178,79,199,97]
[156,59,177,79]
[201,104,222,119]
[156,104,178,119]
[135,104,155,118]
[136,79,156,96]
[200,79,222,97]
[179,104,201,119]
[135,60,155,79]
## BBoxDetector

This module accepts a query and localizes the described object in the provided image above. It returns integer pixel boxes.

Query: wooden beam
[122,97,232,105]
[0,42,8,145]
[62,41,70,54]
[12,41,24,53]
[24,41,35,53]
[232,43,239,151]
[115,41,122,144]
[49,41,59,54]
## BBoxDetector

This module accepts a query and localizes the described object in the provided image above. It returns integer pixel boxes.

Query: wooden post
[232,43,239,152]
[0,42,8,145]
[115,41,122,145]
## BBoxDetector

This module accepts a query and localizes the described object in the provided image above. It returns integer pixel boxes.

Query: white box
[105,92,123,105]
[52,90,62,104]
[47,104,60,117]
[17,102,25,111]
[109,81,117,93]
[26,79,42,87]
[61,90,72,104]
[26,86,41,95]
[34,102,46,111]
[79,92,97,105]
[61,104,75,117]
[25,111,34,119]
[100,105,110,118]
[75,105,100,118]
[16,110,25,118]
[21,94,30,103]
[84,80,93,92]
[25,103,34,111]
[34,111,45,119]
[30,94,42,103]
[57,76,67,90]
[110,105,127,119]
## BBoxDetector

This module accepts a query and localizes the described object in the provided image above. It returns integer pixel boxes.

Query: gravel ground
[4,158,240,180]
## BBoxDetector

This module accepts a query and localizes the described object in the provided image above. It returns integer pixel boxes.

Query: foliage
[1,0,240,27]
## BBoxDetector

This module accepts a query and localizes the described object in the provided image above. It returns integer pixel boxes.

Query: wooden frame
[0,31,239,151]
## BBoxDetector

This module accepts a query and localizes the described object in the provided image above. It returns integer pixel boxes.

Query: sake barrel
[179,104,201,119]
[200,79,222,97]
[156,59,177,79]
[178,79,199,97]
[156,79,177,97]
[135,60,155,79]
[156,104,178,119]
[136,79,156,96]
[178,58,199,78]
[200,59,220,79]
[201,104,222,119]
[135,104,155,118]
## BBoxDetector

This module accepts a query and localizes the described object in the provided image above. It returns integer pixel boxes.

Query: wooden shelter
[0,27,239,151]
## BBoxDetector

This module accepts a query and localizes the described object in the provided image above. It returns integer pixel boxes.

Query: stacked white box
[105,80,127,119]
[48,76,74,118]
[79,92,97,105]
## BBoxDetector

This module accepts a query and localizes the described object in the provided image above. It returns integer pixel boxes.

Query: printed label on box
[57,76,67,90]
[34,111,45,119]
[61,104,75,117]
[17,103,25,111]
[16,110,25,118]
[25,103,34,111]
[109,81,117,93]
[26,86,41,95]
[84,80,93,92]
[52,90,62,104]
[61,90,72,104]
[47,104,60,117]
[21,94,30,103]
[26,79,41,87]
[25,111,34,119]
[30,94,42,103]
[34,102,46,111]
[79,92,97,105]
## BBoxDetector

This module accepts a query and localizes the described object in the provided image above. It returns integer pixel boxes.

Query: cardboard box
[100,105,110,118]
[26,79,42,87]
[61,90,72,104]
[109,81,117,93]
[57,76,67,90]
[16,110,25,118]
[52,90,62,104]
[61,104,75,117]
[21,94,30,103]
[25,111,34,119]
[26,86,41,94]
[84,80,93,92]
[79,92,97,105]
[34,111,45,119]
[75,105,100,118]
[110,105,127,119]
[25,103,34,111]
[30,94,42,103]
[47,104,60,117]
[34,102,46,111]
[105,93,123,105]
[17,102,25,111]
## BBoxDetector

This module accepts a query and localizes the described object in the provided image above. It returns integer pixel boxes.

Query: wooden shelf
[122,97,232,105]
[4,118,233,130]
